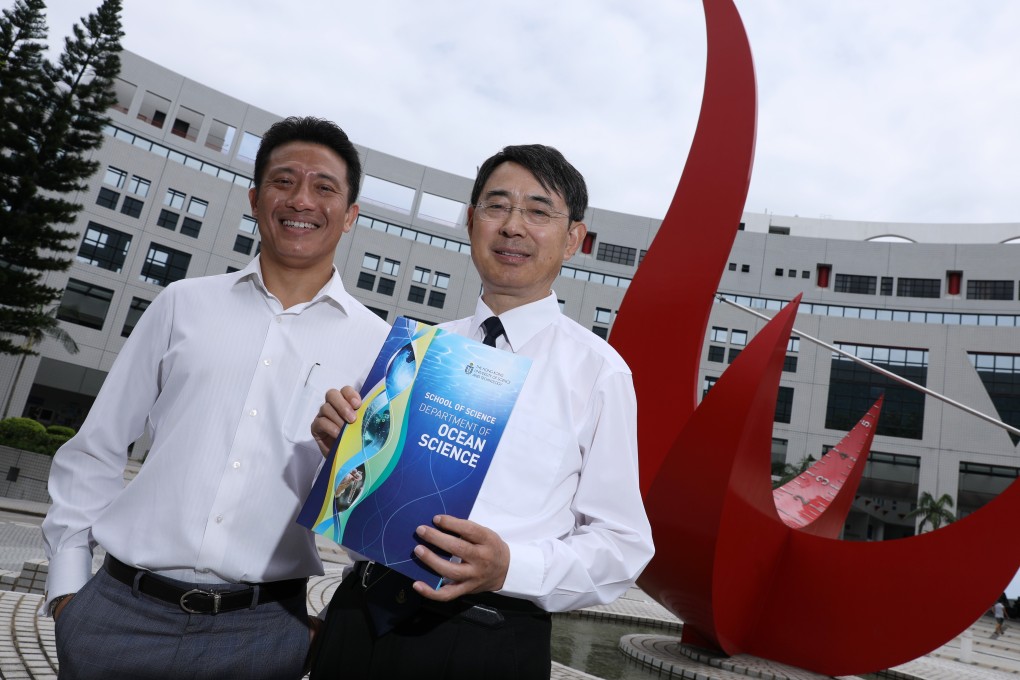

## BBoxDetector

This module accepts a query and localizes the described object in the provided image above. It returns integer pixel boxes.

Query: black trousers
[310,573,552,680]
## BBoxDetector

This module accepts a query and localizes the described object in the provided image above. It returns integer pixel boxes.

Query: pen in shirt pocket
[305,362,321,387]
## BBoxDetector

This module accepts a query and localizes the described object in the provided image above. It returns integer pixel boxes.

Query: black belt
[353,560,544,629]
[104,555,307,615]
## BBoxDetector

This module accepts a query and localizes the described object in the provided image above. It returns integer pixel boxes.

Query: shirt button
[263,359,272,366]
[216,515,223,523]
[275,317,283,324]
[249,409,257,417]
[232,461,241,469]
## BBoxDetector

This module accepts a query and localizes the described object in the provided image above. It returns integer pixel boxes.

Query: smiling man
[310,145,654,680]
[42,117,390,679]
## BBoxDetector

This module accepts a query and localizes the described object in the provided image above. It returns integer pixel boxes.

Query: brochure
[298,316,532,588]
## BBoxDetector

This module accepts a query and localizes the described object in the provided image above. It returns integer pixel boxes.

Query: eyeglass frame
[472,202,571,227]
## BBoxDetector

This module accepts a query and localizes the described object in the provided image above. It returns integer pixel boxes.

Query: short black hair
[470,145,588,223]
[253,116,362,202]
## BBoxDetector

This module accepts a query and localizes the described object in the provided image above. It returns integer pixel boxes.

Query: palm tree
[905,491,956,533]
[1,306,78,418]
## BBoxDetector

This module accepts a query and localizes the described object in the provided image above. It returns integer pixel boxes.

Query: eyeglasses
[474,202,569,227]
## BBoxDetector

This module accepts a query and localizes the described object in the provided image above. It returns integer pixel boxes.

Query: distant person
[994,599,1010,638]
[41,116,390,679]
[309,144,654,680]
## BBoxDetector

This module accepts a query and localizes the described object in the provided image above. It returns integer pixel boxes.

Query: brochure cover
[298,316,532,588]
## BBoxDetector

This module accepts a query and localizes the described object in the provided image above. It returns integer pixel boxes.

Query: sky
[39,0,1020,228]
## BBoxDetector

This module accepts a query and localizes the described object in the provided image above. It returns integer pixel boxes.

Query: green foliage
[0,416,75,455]
[772,455,816,489]
[0,0,123,356]
[905,491,956,533]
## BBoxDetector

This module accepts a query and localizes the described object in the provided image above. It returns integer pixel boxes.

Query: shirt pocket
[283,361,328,451]
[481,408,576,517]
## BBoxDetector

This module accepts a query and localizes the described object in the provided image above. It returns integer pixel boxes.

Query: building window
[727,348,742,364]
[180,217,202,238]
[121,297,151,337]
[164,188,186,209]
[896,278,940,299]
[825,343,928,440]
[774,268,783,277]
[880,277,893,296]
[96,187,119,210]
[959,462,1020,516]
[362,253,380,271]
[788,337,800,353]
[376,278,395,296]
[356,272,375,291]
[104,166,127,188]
[382,259,400,276]
[774,386,793,424]
[707,345,725,363]
[787,269,796,278]
[140,244,191,286]
[592,326,609,339]
[427,290,446,309]
[966,280,1014,301]
[233,235,254,255]
[412,267,430,284]
[968,353,1020,445]
[728,262,737,271]
[730,330,748,346]
[702,376,718,398]
[77,223,131,273]
[187,197,208,218]
[57,278,114,330]
[239,215,258,234]
[120,196,144,218]
[596,242,637,266]
[834,274,877,295]
[366,306,388,322]
[171,118,190,139]
[157,209,179,230]
[802,270,810,279]
[128,175,150,197]
[741,264,750,273]
[594,308,612,324]
[236,131,262,164]
[710,327,727,343]
[408,285,426,304]
[433,272,450,289]
[782,355,799,373]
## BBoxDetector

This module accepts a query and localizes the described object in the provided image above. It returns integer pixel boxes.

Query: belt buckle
[180,588,221,614]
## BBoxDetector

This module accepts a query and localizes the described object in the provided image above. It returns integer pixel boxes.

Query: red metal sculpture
[609,0,1020,674]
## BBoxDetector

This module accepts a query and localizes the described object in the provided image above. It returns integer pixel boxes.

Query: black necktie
[481,316,505,347]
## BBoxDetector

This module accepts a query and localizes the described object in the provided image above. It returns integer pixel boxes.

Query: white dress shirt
[441,294,654,612]
[42,257,390,608]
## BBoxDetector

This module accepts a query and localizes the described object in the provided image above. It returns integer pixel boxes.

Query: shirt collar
[232,255,354,314]
[472,293,561,352]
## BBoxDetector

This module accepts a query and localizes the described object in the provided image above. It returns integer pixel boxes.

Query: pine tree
[0,0,123,356]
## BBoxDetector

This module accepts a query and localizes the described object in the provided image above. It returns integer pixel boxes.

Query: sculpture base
[619,634,870,679]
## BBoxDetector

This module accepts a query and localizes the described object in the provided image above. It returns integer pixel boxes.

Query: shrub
[0,417,58,455]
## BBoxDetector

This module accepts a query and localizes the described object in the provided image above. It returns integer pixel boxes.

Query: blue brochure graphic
[298,316,532,588]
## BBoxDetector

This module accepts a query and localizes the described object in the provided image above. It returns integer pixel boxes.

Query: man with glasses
[310,144,654,680]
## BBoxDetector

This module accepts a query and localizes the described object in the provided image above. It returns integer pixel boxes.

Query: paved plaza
[1,495,1017,679]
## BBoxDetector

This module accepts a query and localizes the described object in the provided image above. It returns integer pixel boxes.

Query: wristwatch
[48,593,73,617]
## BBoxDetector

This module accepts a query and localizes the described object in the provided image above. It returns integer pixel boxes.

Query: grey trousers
[55,566,310,679]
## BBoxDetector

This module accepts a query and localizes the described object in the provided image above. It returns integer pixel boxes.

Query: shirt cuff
[496,542,544,599]
[40,546,94,616]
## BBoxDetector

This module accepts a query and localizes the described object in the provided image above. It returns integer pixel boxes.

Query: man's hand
[51,594,75,621]
[411,515,510,602]
[311,386,361,456]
